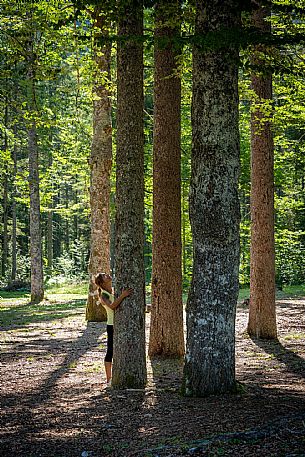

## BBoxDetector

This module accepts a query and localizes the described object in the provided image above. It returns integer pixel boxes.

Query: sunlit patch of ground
[0,295,304,456]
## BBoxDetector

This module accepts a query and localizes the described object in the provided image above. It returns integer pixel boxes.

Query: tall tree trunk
[248,2,277,339]
[2,101,9,278]
[110,215,115,275]
[182,177,187,279]
[11,125,18,282]
[47,208,53,274]
[28,116,44,303]
[112,0,147,389]
[53,191,61,260]
[47,149,53,275]
[183,0,240,396]
[86,8,112,322]
[27,53,44,303]
[149,0,184,357]
[64,183,70,251]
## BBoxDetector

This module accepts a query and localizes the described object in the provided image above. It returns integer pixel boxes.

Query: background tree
[112,0,147,389]
[149,0,184,357]
[183,0,241,396]
[26,27,44,303]
[0,0,304,317]
[1,93,9,278]
[248,1,277,339]
[86,6,112,322]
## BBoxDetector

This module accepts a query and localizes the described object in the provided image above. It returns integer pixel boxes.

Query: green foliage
[0,0,305,292]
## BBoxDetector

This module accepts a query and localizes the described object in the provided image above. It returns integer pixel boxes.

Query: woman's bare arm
[98,288,133,310]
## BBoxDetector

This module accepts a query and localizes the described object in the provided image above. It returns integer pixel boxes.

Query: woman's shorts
[105,325,113,362]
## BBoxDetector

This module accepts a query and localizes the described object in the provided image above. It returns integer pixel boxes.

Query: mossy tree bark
[183,0,241,396]
[112,0,147,389]
[248,2,277,339]
[86,8,112,322]
[149,0,184,357]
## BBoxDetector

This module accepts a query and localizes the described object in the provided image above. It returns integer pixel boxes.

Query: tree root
[129,412,305,456]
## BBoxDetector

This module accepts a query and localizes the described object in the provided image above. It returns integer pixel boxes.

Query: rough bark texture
[86,10,112,322]
[112,0,147,389]
[28,118,44,303]
[183,0,241,396]
[149,0,184,357]
[248,2,277,339]
[27,48,44,303]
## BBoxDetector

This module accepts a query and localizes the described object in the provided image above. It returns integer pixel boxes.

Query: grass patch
[282,284,305,297]
[283,332,305,341]
[237,285,305,302]
[46,281,88,295]
[0,290,31,300]
[0,298,86,330]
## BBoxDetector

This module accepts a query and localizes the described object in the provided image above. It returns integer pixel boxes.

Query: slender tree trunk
[47,149,53,275]
[112,0,147,389]
[64,183,70,251]
[183,0,240,396]
[2,177,8,278]
[86,9,112,322]
[11,125,18,282]
[149,0,184,357]
[110,215,115,275]
[182,177,187,279]
[53,190,62,260]
[47,209,53,274]
[2,100,9,277]
[28,116,44,303]
[248,2,277,339]
[27,50,44,303]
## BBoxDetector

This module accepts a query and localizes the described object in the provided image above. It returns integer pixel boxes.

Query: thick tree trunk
[149,0,184,357]
[86,10,112,322]
[112,0,147,389]
[248,2,277,339]
[28,118,44,303]
[183,0,240,396]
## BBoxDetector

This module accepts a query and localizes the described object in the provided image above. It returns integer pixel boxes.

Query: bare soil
[0,297,305,457]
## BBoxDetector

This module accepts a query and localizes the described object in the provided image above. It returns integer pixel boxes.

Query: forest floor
[0,291,305,457]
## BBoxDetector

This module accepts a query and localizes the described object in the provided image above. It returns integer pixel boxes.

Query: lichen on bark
[183,0,241,396]
[112,0,147,389]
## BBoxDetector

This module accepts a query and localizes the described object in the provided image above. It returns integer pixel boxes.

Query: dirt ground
[0,296,305,457]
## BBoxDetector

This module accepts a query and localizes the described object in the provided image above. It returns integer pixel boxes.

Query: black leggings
[105,325,113,363]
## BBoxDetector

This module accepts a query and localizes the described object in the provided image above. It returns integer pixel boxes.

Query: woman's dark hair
[95,273,106,289]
